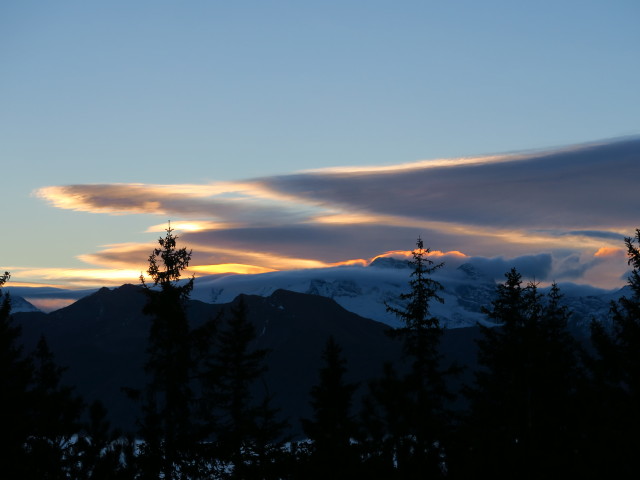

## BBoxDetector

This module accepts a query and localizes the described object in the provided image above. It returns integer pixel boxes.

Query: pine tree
[358,363,406,478]
[588,229,640,476]
[1,271,90,479]
[364,237,452,478]
[386,238,444,334]
[301,335,359,479]
[0,272,33,477]
[199,297,285,479]
[593,229,640,399]
[246,390,291,479]
[24,336,85,480]
[135,222,196,479]
[73,400,138,479]
[462,269,584,479]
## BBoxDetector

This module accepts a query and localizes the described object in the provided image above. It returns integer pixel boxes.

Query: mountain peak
[9,295,41,313]
[456,263,487,281]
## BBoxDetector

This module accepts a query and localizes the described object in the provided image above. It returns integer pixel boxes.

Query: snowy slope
[6,295,41,313]
[192,261,623,329]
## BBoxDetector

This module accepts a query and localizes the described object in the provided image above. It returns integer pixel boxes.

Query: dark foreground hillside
[14,284,479,433]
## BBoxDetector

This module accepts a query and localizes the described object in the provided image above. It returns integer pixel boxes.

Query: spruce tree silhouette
[0,272,34,477]
[199,297,286,479]
[301,335,359,479]
[589,229,640,476]
[25,336,84,479]
[363,237,452,478]
[2,271,104,479]
[462,269,585,479]
[74,400,138,479]
[134,222,196,479]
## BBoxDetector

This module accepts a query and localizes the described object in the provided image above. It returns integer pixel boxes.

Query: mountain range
[190,259,624,332]
[10,259,625,329]
[9,260,626,433]
[13,284,478,434]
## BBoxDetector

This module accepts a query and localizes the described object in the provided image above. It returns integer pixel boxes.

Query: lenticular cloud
[34,137,640,287]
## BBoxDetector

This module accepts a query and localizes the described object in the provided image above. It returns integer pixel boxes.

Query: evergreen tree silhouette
[246,389,291,479]
[589,229,640,476]
[24,336,85,479]
[364,237,452,478]
[0,271,34,477]
[1,271,97,479]
[200,297,285,479]
[73,400,138,479]
[462,269,585,479]
[301,335,359,479]
[134,222,196,479]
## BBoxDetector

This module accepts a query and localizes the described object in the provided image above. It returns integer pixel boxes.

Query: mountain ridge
[16,285,456,433]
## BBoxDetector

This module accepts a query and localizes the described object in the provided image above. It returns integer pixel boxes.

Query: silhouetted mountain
[14,284,480,434]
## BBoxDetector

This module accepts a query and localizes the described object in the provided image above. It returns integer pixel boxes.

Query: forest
[1,227,639,479]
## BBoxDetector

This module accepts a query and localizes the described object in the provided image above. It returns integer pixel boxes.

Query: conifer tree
[592,229,640,399]
[0,272,33,477]
[199,297,286,479]
[135,222,196,479]
[246,390,291,479]
[364,237,451,478]
[25,336,85,479]
[73,400,138,479]
[358,363,406,478]
[589,229,640,476]
[301,335,359,479]
[1,271,90,479]
[463,269,584,479]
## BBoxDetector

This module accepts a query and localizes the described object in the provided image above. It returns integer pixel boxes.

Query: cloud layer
[33,138,639,288]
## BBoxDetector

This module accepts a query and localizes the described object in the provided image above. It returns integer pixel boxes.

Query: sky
[1,0,639,292]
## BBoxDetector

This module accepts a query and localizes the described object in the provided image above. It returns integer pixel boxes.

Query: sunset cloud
[28,138,640,289]
[8,267,142,288]
[594,246,625,258]
[36,182,319,225]
[146,221,236,233]
[189,264,277,275]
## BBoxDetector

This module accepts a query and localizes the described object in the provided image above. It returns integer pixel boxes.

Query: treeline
[2,228,640,478]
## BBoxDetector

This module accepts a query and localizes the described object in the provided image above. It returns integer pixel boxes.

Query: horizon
[6,244,633,315]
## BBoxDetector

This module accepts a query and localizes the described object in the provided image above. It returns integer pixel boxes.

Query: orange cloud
[9,267,142,288]
[35,180,323,220]
[312,213,388,224]
[370,250,413,261]
[189,264,277,275]
[430,250,468,258]
[35,185,170,215]
[330,259,369,267]
[4,281,76,289]
[594,247,625,258]
[368,249,468,263]
[77,239,339,279]
[331,249,469,268]
[77,242,152,269]
[146,221,238,233]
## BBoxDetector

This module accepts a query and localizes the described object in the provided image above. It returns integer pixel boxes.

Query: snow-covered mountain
[191,260,625,330]
[6,295,41,313]
[6,260,624,328]
[6,287,97,313]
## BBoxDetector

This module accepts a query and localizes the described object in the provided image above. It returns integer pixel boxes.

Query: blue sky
[1,1,639,289]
